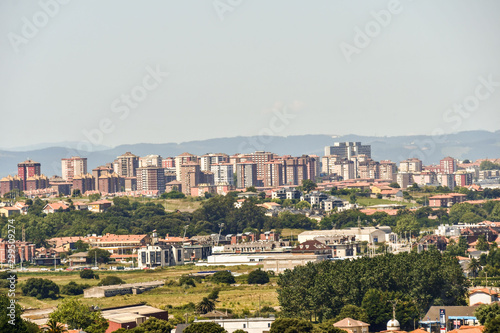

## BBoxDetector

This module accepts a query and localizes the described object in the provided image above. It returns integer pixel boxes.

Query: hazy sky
[1,0,499,150]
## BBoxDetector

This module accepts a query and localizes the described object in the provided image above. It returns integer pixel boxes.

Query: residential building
[180,162,201,195]
[334,318,370,333]
[397,173,413,189]
[236,162,258,188]
[399,158,422,173]
[87,233,149,254]
[115,152,139,177]
[72,173,95,194]
[428,193,467,207]
[333,159,355,180]
[0,207,21,217]
[438,173,456,190]
[25,174,50,191]
[49,176,72,196]
[139,154,162,168]
[455,171,473,187]
[324,142,371,159]
[98,172,121,194]
[18,159,41,190]
[0,240,36,264]
[61,156,87,181]
[263,253,329,273]
[298,227,391,244]
[175,152,198,181]
[88,200,113,213]
[136,166,166,193]
[263,161,283,187]
[42,202,69,214]
[242,151,276,181]
[211,163,234,185]
[469,288,498,305]
[379,160,397,181]
[441,156,457,174]
[272,187,301,200]
[0,175,23,196]
[201,153,229,171]
[92,165,114,191]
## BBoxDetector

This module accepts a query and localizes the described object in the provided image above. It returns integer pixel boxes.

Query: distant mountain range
[1,130,499,177]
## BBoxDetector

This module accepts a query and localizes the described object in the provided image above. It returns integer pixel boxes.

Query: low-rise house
[68,251,89,266]
[0,206,21,217]
[292,240,331,255]
[262,253,329,273]
[42,202,69,214]
[334,317,370,333]
[101,304,168,333]
[183,244,212,261]
[88,199,112,212]
[469,288,499,305]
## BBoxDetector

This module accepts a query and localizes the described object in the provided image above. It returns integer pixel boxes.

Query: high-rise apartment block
[61,156,87,181]
[18,160,41,190]
[139,155,162,168]
[399,158,422,173]
[115,152,139,177]
[324,142,371,159]
[440,157,457,174]
[236,162,258,188]
[200,153,229,172]
[137,166,166,193]
[175,153,198,181]
[210,163,234,185]
[72,174,95,194]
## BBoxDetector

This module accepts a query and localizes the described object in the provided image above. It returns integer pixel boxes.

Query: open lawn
[12,265,280,317]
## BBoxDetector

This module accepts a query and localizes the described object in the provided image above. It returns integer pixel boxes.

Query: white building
[211,163,234,185]
[137,244,184,269]
[193,317,275,333]
[61,156,87,181]
[469,288,499,305]
[298,227,391,244]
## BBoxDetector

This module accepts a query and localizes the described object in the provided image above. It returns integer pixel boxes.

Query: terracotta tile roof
[470,288,498,296]
[334,318,370,327]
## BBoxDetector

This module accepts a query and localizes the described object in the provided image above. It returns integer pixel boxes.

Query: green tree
[270,318,314,333]
[468,258,482,278]
[98,276,125,286]
[477,235,490,251]
[349,194,357,204]
[196,297,215,314]
[296,201,311,210]
[45,318,67,333]
[50,298,108,333]
[233,330,248,333]
[301,179,317,193]
[71,189,81,197]
[184,322,227,333]
[334,304,369,323]
[22,278,59,299]
[74,240,89,252]
[393,214,420,237]
[246,186,257,193]
[208,288,220,301]
[61,281,90,296]
[80,269,98,279]
[87,248,111,264]
[125,317,174,333]
[247,269,270,285]
[389,182,400,188]
[476,303,500,325]
[211,271,235,284]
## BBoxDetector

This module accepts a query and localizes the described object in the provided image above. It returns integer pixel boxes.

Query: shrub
[211,270,235,284]
[98,276,125,286]
[247,269,269,285]
[80,269,98,279]
[61,281,90,295]
[22,278,59,299]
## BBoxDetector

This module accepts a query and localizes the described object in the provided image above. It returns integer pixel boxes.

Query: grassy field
[13,265,280,318]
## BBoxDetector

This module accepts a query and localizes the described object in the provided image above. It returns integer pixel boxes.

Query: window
[243,324,246,328]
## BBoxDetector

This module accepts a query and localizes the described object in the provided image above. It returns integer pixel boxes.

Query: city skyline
[1,1,500,150]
